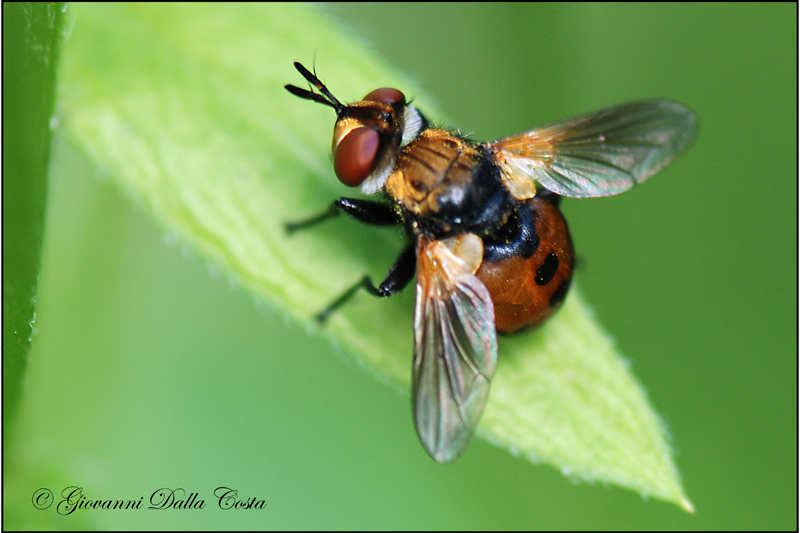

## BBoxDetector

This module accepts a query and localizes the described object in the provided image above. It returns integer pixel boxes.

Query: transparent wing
[412,238,498,463]
[491,99,698,198]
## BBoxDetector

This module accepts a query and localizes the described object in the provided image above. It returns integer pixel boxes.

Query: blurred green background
[5,3,796,529]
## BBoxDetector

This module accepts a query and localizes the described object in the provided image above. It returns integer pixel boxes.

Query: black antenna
[285,62,344,114]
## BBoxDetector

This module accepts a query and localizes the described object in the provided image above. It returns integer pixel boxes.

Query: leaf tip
[679,496,696,514]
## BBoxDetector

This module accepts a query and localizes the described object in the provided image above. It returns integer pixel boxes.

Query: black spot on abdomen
[535,253,559,285]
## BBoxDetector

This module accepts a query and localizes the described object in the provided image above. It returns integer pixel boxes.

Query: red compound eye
[363,87,405,105]
[334,127,380,187]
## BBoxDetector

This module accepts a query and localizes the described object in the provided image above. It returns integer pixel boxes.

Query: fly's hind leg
[316,244,416,323]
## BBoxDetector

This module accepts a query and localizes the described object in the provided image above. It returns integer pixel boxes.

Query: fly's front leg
[285,197,402,233]
[316,244,416,323]
[284,203,339,233]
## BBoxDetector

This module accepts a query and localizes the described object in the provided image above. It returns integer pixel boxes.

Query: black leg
[286,197,402,233]
[333,198,403,226]
[285,203,339,233]
[317,244,416,322]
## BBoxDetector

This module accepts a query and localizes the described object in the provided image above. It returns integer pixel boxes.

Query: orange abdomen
[476,198,574,334]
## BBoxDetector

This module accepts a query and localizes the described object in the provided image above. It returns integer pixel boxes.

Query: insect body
[285,62,696,462]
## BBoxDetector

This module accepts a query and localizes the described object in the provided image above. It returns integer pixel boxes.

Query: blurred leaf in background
[3,2,65,427]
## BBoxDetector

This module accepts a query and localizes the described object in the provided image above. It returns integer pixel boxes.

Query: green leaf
[57,3,692,511]
[3,2,65,428]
